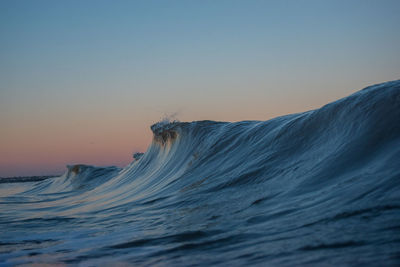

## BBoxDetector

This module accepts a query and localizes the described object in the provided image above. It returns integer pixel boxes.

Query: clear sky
[1,0,399,177]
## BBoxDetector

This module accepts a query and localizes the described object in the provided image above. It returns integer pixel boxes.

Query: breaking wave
[1,80,399,266]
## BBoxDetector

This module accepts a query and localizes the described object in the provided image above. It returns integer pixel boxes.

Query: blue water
[1,80,400,266]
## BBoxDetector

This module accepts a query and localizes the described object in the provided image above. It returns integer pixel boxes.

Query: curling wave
[0,80,399,266]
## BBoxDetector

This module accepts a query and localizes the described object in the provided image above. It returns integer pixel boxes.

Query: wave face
[1,80,400,266]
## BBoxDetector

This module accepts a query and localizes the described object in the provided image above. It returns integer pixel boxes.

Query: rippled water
[1,80,400,266]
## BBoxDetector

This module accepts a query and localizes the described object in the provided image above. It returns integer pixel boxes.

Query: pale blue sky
[1,0,400,176]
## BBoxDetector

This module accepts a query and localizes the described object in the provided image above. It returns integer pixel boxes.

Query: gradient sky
[1,0,400,177]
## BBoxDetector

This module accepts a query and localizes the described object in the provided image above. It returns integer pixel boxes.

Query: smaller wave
[133,152,144,161]
[0,175,56,184]
[26,164,122,194]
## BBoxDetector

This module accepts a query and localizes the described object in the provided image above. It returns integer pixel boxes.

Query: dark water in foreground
[1,80,400,266]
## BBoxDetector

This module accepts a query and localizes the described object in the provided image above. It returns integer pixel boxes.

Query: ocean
[1,80,399,266]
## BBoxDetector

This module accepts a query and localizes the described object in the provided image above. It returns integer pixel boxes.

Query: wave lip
[151,120,181,145]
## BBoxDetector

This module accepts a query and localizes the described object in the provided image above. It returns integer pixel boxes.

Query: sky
[1,0,400,177]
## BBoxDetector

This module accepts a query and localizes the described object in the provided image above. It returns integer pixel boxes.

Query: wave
[0,80,399,266]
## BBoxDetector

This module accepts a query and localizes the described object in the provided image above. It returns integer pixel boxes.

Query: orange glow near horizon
[0,86,367,177]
